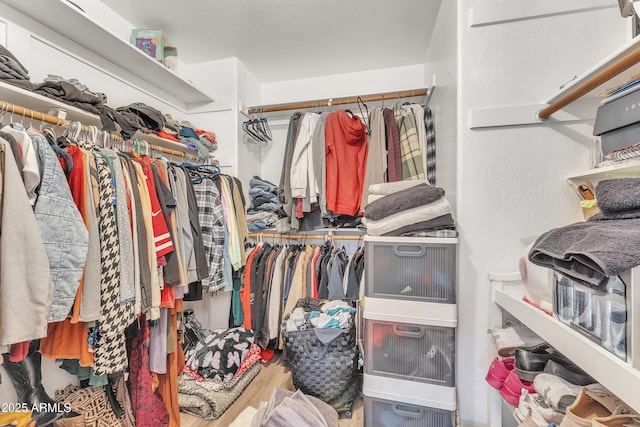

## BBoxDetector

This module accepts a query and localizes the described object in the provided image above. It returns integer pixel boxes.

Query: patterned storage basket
[282,298,360,414]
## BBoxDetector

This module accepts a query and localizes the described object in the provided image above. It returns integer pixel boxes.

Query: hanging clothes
[394,103,426,181]
[325,110,368,216]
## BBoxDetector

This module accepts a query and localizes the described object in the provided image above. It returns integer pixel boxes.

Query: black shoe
[514,343,580,382]
[543,359,596,386]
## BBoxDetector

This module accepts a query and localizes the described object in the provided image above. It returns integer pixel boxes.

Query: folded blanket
[367,194,385,205]
[364,198,451,236]
[381,213,456,237]
[364,183,444,220]
[595,178,640,213]
[528,218,640,288]
[368,179,428,196]
[178,363,261,420]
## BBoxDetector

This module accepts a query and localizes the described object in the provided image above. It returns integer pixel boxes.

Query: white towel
[364,198,451,236]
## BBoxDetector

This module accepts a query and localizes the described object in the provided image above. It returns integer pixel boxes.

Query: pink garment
[126,315,169,427]
[9,341,29,362]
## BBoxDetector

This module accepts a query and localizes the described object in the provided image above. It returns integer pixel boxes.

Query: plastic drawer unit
[364,395,455,427]
[364,310,456,387]
[364,236,457,303]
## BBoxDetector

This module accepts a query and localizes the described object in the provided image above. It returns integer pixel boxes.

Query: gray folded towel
[364,183,444,220]
[382,214,456,237]
[529,218,640,289]
[595,178,640,213]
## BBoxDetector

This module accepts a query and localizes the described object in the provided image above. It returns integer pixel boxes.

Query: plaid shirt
[193,177,226,291]
[395,104,426,181]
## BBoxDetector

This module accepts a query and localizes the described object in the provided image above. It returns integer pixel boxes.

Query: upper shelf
[538,35,640,119]
[567,158,640,183]
[0,79,200,158]
[2,0,214,109]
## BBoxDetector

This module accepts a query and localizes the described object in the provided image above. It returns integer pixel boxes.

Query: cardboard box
[131,29,166,62]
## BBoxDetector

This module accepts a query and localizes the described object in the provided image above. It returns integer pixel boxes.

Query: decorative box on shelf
[131,29,167,62]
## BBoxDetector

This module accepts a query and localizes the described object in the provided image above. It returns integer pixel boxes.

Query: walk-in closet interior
[1,0,640,426]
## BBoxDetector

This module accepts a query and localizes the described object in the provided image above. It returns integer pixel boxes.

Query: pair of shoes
[534,373,582,413]
[514,389,565,427]
[486,357,514,390]
[489,326,545,357]
[560,385,636,427]
[485,357,535,407]
[502,370,536,407]
[515,344,594,385]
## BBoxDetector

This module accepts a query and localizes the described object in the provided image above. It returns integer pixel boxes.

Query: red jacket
[325,110,368,216]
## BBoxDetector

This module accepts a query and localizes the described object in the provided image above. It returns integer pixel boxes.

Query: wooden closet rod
[0,99,200,161]
[247,88,430,114]
[248,231,365,241]
[0,100,66,126]
[537,47,640,119]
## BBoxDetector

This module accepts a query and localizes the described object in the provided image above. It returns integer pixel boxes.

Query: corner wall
[457,2,626,425]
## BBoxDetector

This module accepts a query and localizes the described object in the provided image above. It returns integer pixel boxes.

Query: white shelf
[0,80,101,127]
[544,35,640,104]
[0,78,200,158]
[492,281,640,413]
[1,0,214,109]
[568,158,640,182]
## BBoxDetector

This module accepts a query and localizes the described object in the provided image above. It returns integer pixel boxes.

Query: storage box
[364,395,455,427]
[593,86,640,155]
[553,272,627,360]
[364,236,457,303]
[363,373,456,410]
[131,29,166,61]
[364,313,455,386]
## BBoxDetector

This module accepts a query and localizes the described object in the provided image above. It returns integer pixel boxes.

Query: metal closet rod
[537,47,640,120]
[248,231,365,241]
[0,99,199,161]
[247,87,430,114]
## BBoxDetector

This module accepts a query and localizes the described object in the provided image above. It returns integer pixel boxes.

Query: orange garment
[241,245,261,329]
[157,300,183,427]
[325,110,368,216]
[65,147,88,323]
[40,320,93,367]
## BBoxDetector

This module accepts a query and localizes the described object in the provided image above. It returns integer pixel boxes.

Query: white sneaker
[489,325,545,357]
[515,389,564,426]
[533,373,581,413]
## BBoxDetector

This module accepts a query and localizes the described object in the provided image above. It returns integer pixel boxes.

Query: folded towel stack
[529,178,640,289]
[363,182,456,236]
[247,176,282,231]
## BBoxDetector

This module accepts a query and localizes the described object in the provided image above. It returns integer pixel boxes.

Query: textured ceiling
[99,0,443,82]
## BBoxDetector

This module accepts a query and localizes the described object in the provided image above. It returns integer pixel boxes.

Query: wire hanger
[356,96,371,135]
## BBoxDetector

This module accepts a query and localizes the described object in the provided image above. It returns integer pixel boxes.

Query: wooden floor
[180,354,364,427]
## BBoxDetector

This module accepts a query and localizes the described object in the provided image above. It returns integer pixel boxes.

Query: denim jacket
[28,128,88,322]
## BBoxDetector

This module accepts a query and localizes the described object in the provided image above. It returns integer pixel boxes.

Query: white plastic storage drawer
[365,236,457,303]
[364,316,455,386]
[364,395,455,427]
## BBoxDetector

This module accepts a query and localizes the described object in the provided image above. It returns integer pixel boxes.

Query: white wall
[424,0,457,213]
[261,64,426,105]
[457,2,627,425]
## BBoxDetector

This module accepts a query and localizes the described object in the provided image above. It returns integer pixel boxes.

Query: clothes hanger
[356,96,371,135]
